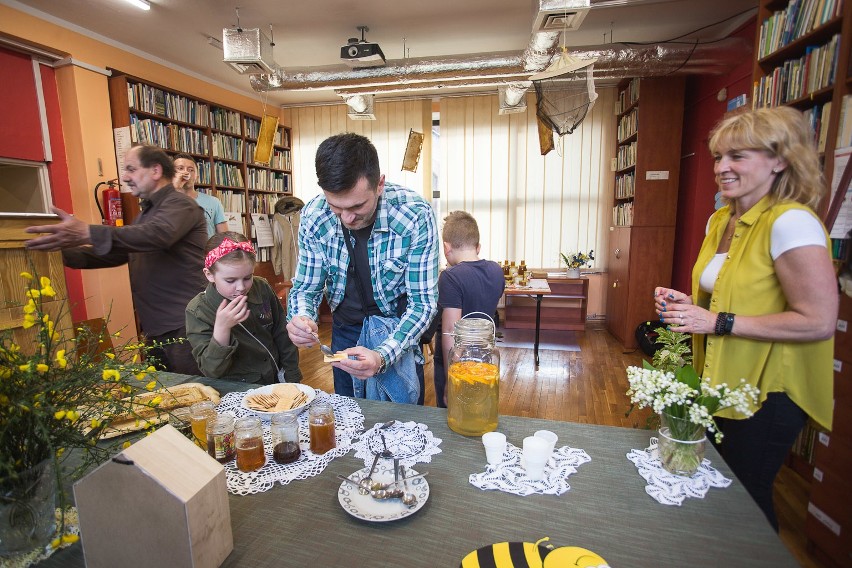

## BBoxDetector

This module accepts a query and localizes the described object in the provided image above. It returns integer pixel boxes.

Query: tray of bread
[96,382,220,439]
[241,383,316,417]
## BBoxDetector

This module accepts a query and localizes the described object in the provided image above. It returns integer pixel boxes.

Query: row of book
[253,245,273,263]
[757,0,844,59]
[127,82,210,127]
[615,172,635,199]
[617,109,638,142]
[790,420,827,465]
[195,161,212,185]
[213,163,244,188]
[616,142,637,171]
[212,133,244,161]
[196,188,245,213]
[210,108,241,135]
[129,115,209,155]
[615,78,640,115]
[831,237,848,260]
[249,193,280,215]
[246,168,291,192]
[753,33,840,108]
[612,202,634,226]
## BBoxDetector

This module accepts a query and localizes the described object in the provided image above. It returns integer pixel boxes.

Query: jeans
[145,327,201,376]
[711,392,807,531]
[331,318,424,404]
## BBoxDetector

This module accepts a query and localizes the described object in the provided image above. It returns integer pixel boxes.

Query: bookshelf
[754,2,852,564]
[606,77,685,349]
[107,73,293,263]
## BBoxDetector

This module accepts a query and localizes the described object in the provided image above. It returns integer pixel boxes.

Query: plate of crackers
[241,383,316,417]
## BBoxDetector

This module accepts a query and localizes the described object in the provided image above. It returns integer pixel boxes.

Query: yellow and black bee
[460,538,609,568]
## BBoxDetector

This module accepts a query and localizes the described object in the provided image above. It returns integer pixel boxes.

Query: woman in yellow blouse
[653,106,837,530]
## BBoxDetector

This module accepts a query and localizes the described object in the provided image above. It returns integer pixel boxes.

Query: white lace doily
[350,420,443,469]
[469,443,591,496]
[626,437,732,506]
[215,391,365,495]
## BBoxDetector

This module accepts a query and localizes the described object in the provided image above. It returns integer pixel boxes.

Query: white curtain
[436,88,616,270]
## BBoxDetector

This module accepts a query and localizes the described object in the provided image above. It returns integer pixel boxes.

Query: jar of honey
[271,413,301,464]
[207,414,236,463]
[446,314,500,436]
[235,416,265,472]
[309,401,336,455]
[189,400,216,449]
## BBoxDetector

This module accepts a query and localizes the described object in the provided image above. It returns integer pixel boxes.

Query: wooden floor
[300,320,824,568]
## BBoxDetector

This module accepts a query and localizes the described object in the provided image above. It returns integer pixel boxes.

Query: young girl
[185,232,301,385]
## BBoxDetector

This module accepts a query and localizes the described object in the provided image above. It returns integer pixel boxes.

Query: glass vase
[0,458,57,556]
[658,412,706,477]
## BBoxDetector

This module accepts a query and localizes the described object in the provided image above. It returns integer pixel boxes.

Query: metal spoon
[399,465,418,507]
[310,331,334,357]
[380,432,393,460]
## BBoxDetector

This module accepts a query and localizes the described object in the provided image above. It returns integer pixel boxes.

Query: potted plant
[625,329,759,476]
[560,250,594,278]
[0,271,171,557]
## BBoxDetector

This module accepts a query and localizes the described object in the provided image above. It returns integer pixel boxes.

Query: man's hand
[332,347,383,380]
[25,207,92,251]
[287,315,319,348]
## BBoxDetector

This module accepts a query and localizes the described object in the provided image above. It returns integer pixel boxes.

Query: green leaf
[642,359,657,371]
[676,364,700,390]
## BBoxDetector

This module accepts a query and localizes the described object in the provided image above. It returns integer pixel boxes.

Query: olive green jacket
[185,278,302,385]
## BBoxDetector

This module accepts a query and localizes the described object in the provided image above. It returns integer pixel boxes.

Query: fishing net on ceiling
[531,50,598,137]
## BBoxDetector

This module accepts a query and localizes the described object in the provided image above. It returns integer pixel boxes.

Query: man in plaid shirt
[287,133,438,400]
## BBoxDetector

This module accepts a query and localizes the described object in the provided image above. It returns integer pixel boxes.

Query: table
[42,377,797,568]
[503,279,551,369]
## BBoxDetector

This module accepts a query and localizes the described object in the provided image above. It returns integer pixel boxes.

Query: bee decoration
[460,537,609,568]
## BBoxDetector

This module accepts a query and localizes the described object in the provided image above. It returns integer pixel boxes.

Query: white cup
[522,436,550,481]
[534,430,558,459]
[481,432,507,465]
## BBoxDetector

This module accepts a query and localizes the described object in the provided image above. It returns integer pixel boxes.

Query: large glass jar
[446,315,500,436]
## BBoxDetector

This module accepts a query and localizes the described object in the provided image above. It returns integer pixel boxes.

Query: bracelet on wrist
[714,312,735,336]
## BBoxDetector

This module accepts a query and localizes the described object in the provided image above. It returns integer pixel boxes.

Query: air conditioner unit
[223,28,279,74]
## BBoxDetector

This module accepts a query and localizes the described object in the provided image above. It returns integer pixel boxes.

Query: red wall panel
[0,46,44,160]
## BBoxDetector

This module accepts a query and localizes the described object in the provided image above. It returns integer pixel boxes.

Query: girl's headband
[204,239,256,269]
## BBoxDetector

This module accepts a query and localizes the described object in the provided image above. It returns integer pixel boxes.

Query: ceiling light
[124,0,150,10]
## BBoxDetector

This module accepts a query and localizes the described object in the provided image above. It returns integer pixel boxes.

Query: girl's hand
[213,296,250,344]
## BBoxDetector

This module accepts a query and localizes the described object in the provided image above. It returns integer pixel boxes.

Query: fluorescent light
[124,0,150,10]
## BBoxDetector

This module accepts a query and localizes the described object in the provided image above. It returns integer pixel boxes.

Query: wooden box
[74,425,233,568]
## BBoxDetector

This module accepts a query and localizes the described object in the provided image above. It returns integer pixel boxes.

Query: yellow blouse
[691,196,834,429]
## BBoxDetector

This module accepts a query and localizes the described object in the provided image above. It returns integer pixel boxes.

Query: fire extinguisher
[94,180,123,226]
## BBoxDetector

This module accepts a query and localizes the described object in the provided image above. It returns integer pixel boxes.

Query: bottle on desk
[518,260,526,277]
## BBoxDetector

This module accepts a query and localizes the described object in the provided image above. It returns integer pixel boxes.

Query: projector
[341,40,386,68]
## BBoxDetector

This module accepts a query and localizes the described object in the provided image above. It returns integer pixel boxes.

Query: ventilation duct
[532,0,591,33]
[223,28,280,75]
[498,83,531,115]
[345,94,376,120]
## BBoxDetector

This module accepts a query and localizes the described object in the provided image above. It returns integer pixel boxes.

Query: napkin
[469,443,591,496]
[626,437,731,506]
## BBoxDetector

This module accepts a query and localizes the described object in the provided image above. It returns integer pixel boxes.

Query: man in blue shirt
[173,154,227,238]
[286,133,438,402]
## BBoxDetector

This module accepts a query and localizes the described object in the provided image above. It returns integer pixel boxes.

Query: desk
[503,279,551,369]
[43,377,797,568]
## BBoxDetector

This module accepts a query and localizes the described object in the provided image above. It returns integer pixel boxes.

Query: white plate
[240,383,316,418]
[338,464,429,522]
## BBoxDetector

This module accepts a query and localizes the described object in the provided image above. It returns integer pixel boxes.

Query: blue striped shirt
[288,182,438,364]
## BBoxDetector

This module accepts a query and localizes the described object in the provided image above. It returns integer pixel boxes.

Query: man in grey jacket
[25,145,207,374]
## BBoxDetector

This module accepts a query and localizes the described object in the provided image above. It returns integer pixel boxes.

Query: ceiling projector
[341,26,386,68]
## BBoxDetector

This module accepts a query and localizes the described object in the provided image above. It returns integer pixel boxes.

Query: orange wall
[0,4,287,337]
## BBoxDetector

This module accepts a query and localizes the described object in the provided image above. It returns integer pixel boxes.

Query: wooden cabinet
[607,77,685,349]
[107,73,293,264]
[503,277,589,331]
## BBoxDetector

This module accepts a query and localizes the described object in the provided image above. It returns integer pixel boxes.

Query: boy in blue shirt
[434,211,505,407]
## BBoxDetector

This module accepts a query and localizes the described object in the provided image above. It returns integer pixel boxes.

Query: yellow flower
[90,418,102,429]
[150,395,163,406]
[122,441,132,449]
[66,410,79,422]
[26,289,41,300]
[0,368,10,379]
[134,371,147,381]
[36,363,49,373]
[61,534,79,545]
[22,313,37,329]
[20,271,33,280]
[18,363,31,372]
[39,276,56,297]
[102,369,121,381]
[54,410,67,420]
[56,448,65,457]
[105,353,115,360]
[120,385,131,394]
[56,349,68,369]
[144,380,156,391]
[23,300,36,314]
[113,331,121,338]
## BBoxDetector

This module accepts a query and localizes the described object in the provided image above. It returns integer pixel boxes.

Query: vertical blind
[288,87,615,271]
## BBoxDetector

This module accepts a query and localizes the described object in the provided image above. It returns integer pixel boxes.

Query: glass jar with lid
[271,413,301,464]
[446,313,500,436]
[235,416,265,472]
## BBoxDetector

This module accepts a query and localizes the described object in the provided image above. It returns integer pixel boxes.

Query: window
[0,158,53,214]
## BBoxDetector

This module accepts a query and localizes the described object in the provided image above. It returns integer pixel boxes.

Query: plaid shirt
[288,182,438,365]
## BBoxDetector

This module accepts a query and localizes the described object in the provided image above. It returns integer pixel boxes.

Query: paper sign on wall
[251,213,274,247]
[645,171,670,180]
[224,212,244,234]
[112,127,133,193]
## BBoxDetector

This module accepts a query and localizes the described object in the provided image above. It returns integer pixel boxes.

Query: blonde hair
[442,211,480,249]
[708,106,824,210]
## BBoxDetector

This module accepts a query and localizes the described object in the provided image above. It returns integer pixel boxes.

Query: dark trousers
[146,327,201,376]
[711,392,807,531]
[331,318,424,404]
[433,350,447,409]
